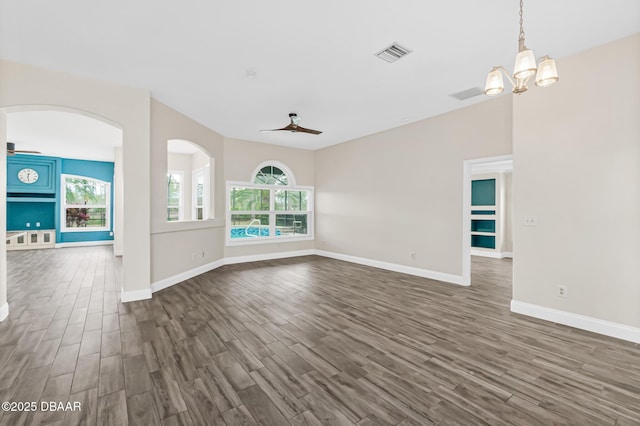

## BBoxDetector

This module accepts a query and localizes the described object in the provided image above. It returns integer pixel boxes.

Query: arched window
[254,165,288,185]
[226,162,313,244]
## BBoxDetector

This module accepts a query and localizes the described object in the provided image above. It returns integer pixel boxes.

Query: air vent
[375,42,412,63]
[450,87,485,101]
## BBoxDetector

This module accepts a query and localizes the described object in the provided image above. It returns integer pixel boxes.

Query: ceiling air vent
[375,42,412,63]
[450,87,485,101]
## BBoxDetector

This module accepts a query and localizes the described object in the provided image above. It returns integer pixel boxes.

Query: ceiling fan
[261,113,322,135]
[7,142,42,156]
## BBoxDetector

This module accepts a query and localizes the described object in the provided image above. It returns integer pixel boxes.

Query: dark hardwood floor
[1,246,639,425]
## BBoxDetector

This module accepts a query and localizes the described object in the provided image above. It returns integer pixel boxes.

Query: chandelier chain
[519,0,525,41]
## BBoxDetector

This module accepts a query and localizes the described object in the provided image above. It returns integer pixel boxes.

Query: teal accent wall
[6,154,114,244]
[7,202,56,230]
[59,158,114,244]
[471,178,496,206]
[7,156,59,193]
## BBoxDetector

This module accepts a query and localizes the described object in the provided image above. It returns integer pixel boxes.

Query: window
[254,165,288,185]
[167,139,212,222]
[227,162,313,244]
[62,175,111,232]
[167,171,183,221]
[192,167,209,220]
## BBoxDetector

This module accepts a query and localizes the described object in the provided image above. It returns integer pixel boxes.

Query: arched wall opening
[0,59,152,314]
[5,107,124,250]
[166,139,213,223]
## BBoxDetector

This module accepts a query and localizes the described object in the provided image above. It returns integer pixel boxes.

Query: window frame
[60,174,111,233]
[192,167,209,221]
[167,170,184,222]
[226,179,314,246]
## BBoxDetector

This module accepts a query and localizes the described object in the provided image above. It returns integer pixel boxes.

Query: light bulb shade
[535,56,559,87]
[484,69,504,96]
[513,49,537,79]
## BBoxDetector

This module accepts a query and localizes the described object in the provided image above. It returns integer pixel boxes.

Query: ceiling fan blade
[14,149,42,154]
[260,115,322,135]
[295,126,322,135]
[6,142,41,155]
[260,123,297,132]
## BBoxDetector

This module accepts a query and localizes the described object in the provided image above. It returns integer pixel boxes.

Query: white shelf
[471,231,495,236]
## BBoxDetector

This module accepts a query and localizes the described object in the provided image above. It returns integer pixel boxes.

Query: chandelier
[484,0,559,96]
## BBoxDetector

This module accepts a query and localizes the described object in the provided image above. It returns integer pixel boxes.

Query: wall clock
[17,168,39,184]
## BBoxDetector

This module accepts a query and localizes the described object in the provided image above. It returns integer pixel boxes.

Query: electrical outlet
[26,223,31,228]
[557,285,568,298]
[410,252,417,260]
[201,251,205,258]
[36,222,41,228]
[524,216,537,226]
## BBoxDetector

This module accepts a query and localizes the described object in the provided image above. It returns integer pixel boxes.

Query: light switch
[26,222,31,228]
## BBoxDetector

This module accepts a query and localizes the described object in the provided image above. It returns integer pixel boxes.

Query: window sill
[61,228,110,233]
[151,218,226,235]
[225,235,314,247]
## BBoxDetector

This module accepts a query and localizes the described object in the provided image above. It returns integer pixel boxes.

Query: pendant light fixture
[484,0,559,96]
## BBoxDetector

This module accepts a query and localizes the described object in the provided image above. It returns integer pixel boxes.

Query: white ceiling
[7,110,122,162]
[1,1,639,151]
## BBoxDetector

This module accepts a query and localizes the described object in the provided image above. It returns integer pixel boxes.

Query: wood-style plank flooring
[1,246,639,425]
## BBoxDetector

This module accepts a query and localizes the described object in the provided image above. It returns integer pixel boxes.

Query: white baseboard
[55,241,114,249]
[149,250,316,295]
[151,259,225,293]
[315,250,468,286]
[471,249,513,259]
[511,300,640,344]
[142,248,468,301]
[224,249,316,266]
[0,303,8,321]
[120,288,152,303]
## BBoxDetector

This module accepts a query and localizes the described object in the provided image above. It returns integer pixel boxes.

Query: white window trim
[226,180,314,246]
[61,174,111,233]
[167,170,184,222]
[251,160,297,186]
[192,167,210,221]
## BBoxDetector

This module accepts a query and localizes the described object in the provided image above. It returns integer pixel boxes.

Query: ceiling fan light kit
[484,0,559,96]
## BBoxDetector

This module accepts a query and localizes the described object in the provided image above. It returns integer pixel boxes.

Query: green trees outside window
[62,175,110,231]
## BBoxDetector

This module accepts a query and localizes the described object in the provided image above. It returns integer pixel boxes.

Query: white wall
[513,34,640,329]
[113,146,124,256]
[315,96,513,281]
[0,60,151,299]
[0,111,7,319]
[503,172,513,254]
[150,99,225,283]
[223,137,316,258]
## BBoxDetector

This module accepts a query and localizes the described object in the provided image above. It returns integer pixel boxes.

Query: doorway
[462,155,513,286]
[3,107,123,320]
